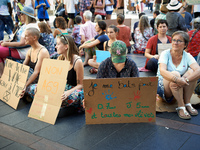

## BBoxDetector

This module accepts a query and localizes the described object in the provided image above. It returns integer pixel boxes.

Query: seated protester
[94,14,102,23]
[72,15,82,48]
[0,6,39,77]
[145,19,171,73]
[150,11,160,31]
[79,20,109,66]
[38,22,55,56]
[97,40,139,78]
[186,17,200,60]
[157,31,200,120]
[133,12,145,33]
[88,25,119,74]
[134,15,154,54]
[166,0,187,36]
[19,28,50,100]
[116,14,132,54]
[56,35,84,111]
[53,16,68,42]
[181,7,193,31]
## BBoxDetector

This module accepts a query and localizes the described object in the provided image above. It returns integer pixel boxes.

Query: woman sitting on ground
[79,20,109,67]
[56,35,84,111]
[38,22,56,56]
[145,19,171,73]
[53,16,68,38]
[157,31,200,120]
[116,13,132,54]
[97,40,139,78]
[88,25,119,74]
[19,28,50,99]
[134,15,154,54]
[0,6,38,77]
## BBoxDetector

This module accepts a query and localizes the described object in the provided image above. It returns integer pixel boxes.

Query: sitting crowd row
[1,4,200,120]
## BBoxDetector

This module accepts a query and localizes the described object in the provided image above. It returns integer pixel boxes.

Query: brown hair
[117,13,124,25]
[55,16,67,29]
[57,35,79,64]
[139,15,150,35]
[38,22,52,34]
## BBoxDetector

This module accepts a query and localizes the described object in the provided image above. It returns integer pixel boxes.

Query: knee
[171,71,181,77]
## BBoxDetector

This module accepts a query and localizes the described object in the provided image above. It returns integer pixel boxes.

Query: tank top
[28,47,44,84]
[67,57,81,86]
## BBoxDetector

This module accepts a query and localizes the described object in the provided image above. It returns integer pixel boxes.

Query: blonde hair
[138,15,150,35]
[57,35,79,64]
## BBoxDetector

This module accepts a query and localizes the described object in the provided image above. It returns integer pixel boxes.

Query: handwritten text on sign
[83,77,158,124]
[28,59,70,125]
[0,59,29,109]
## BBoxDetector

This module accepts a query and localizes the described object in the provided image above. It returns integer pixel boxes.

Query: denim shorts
[106,11,113,15]
[157,77,174,103]
[131,3,135,7]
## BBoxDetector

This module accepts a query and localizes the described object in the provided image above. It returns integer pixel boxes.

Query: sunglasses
[59,34,68,44]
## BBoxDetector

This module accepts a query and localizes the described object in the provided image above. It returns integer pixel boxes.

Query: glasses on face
[172,39,184,44]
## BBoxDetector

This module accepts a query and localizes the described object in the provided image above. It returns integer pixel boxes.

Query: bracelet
[171,76,178,83]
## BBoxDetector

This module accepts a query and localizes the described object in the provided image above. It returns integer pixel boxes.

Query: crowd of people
[1,0,200,120]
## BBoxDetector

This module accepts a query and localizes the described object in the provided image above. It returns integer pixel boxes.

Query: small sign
[96,50,111,63]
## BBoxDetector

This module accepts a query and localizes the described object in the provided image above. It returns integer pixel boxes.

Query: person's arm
[1,37,26,47]
[94,0,105,9]
[35,2,46,9]
[103,41,106,50]
[86,0,93,10]
[31,0,36,16]
[183,63,200,82]
[191,5,194,14]
[23,49,31,65]
[145,48,159,59]
[81,35,86,44]
[79,38,97,49]
[53,29,59,38]
[64,4,68,15]
[61,59,84,100]
[7,2,12,16]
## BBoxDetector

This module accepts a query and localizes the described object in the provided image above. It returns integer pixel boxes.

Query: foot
[176,106,191,120]
[185,103,198,116]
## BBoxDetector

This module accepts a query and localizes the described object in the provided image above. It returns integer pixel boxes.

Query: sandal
[176,106,191,120]
[185,103,198,116]
[89,68,98,74]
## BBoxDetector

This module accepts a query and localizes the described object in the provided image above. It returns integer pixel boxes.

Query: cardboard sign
[83,77,158,125]
[186,0,200,5]
[28,59,70,125]
[96,50,111,63]
[158,45,172,55]
[0,59,29,109]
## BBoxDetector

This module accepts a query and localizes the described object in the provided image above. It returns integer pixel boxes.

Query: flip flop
[176,106,191,120]
[185,103,198,116]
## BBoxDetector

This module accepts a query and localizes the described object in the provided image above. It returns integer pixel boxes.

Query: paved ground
[1,6,200,150]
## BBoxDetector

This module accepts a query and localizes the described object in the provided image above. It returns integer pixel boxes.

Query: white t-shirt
[0,0,10,15]
[64,0,78,14]
[25,0,33,8]
[194,5,200,13]
[105,0,113,11]
[157,49,196,78]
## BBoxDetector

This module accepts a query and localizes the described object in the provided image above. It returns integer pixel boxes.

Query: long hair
[57,35,79,64]
[138,15,150,35]
[38,22,52,34]
[55,16,67,29]
[26,15,36,24]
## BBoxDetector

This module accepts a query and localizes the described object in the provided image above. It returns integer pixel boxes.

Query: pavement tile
[133,127,191,150]
[1,142,33,150]
[0,136,13,149]
[0,122,42,146]
[0,105,15,118]
[58,123,126,150]
[0,106,30,126]
[180,134,200,150]
[14,118,50,133]
[91,123,158,150]
[156,112,177,119]
[179,123,200,135]
[156,117,184,130]
[35,113,85,141]
[30,138,74,150]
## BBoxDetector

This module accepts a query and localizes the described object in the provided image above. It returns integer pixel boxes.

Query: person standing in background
[105,0,114,19]
[155,0,161,11]
[79,0,93,23]
[25,0,36,16]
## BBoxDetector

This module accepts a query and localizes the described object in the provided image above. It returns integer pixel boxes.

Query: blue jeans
[146,57,158,72]
[149,3,153,12]
[0,15,14,40]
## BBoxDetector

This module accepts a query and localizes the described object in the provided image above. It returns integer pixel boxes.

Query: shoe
[176,106,191,120]
[89,67,98,74]
[185,103,198,116]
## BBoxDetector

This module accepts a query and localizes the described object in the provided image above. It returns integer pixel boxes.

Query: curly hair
[55,16,67,29]
[38,22,52,34]
[138,15,150,35]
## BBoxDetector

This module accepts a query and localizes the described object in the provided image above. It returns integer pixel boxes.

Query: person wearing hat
[0,6,39,77]
[166,0,187,36]
[187,17,200,60]
[154,4,168,35]
[96,40,139,78]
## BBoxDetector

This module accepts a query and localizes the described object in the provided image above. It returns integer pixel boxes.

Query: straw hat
[166,0,182,10]
[160,4,168,13]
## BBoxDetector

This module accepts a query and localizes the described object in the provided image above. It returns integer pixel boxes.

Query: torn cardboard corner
[156,94,200,113]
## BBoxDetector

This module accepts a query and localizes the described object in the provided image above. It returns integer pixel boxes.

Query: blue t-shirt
[183,12,192,30]
[94,34,109,50]
[0,0,10,15]
[35,0,50,19]
[157,49,196,78]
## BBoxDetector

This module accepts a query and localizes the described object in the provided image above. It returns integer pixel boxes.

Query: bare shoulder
[39,47,50,58]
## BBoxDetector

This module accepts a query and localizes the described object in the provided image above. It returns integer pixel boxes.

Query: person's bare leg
[106,14,111,20]
[83,52,91,66]
[88,58,100,68]
[68,18,74,28]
